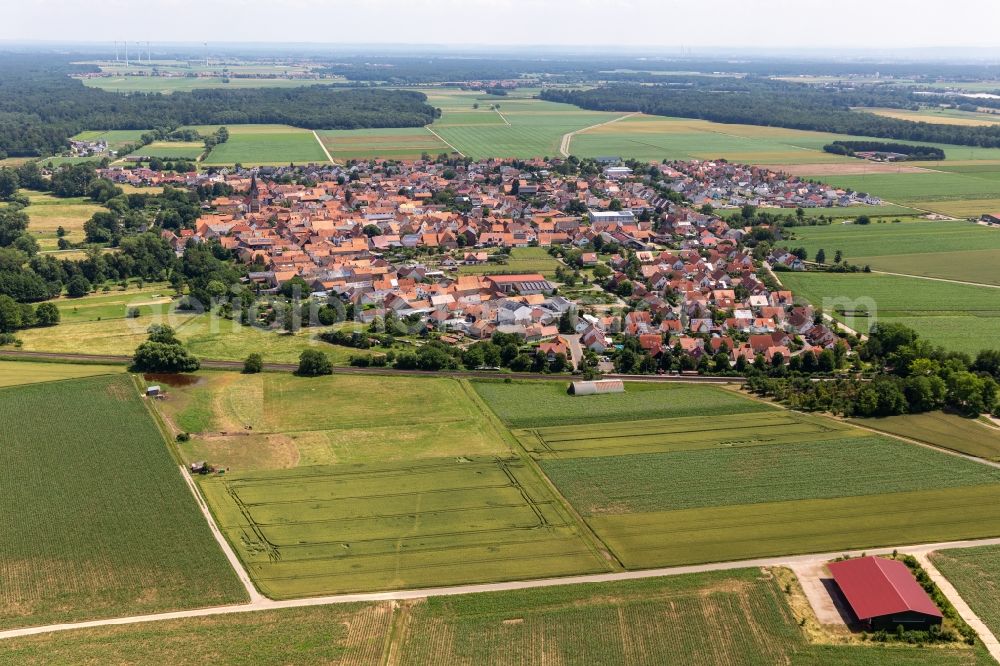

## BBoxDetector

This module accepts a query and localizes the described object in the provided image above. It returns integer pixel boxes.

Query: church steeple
[248,173,261,212]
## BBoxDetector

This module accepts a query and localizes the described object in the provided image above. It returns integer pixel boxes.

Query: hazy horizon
[5,0,1000,54]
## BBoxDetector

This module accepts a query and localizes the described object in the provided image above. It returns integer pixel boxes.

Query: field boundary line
[494,108,511,126]
[179,466,266,603]
[869,269,1000,289]
[845,420,1000,470]
[559,112,638,158]
[312,130,335,164]
[9,535,1000,641]
[919,552,1000,663]
[425,126,464,157]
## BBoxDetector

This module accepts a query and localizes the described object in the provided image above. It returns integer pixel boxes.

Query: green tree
[0,168,18,200]
[0,294,22,332]
[296,349,332,376]
[33,301,60,326]
[814,248,826,264]
[243,352,263,374]
[65,274,92,298]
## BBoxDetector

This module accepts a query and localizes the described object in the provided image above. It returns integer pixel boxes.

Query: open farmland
[16,305,358,365]
[0,374,246,629]
[778,271,1000,353]
[805,170,1000,218]
[425,88,622,159]
[159,373,512,470]
[516,410,855,459]
[858,106,1000,127]
[474,384,1000,572]
[932,545,1000,642]
[201,124,329,165]
[472,379,771,428]
[19,189,104,248]
[129,141,204,160]
[0,360,123,387]
[3,569,988,665]
[199,456,608,598]
[541,435,1000,515]
[317,127,450,160]
[458,246,563,278]
[780,220,1000,284]
[71,129,150,150]
[852,411,1000,461]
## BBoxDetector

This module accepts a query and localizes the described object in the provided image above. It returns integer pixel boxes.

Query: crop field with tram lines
[198,456,609,598]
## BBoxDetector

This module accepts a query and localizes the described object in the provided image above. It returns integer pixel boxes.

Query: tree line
[0,55,438,158]
[541,79,1000,148]
[823,141,945,160]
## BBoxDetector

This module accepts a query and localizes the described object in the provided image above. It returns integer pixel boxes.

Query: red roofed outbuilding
[827,556,943,630]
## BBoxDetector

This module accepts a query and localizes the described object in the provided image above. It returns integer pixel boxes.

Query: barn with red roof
[827,556,943,630]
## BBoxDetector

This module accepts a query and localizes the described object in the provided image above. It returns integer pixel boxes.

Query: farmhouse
[981,213,1000,225]
[827,556,943,630]
[568,379,625,395]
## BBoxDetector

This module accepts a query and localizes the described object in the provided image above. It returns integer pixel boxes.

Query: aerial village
[97,157,865,373]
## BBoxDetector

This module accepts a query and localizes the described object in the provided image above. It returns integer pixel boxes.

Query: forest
[823,140,946,160]
[0,56,437,158]
[541,79,1000,148]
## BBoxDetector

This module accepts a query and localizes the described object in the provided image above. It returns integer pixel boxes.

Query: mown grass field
[541,435,1000,515]
[859,107,1000,127]
[317,127,451,160]
[4,568,988,665]
[473,379,772,428]
[778,271,1000,353]
[780,220,1000,284]
[19,189,104,248]
[0,374,246,629]
[17,305,359,366]
[160,373,511,470]
[458,246,563,278]
[71,129,150,150]
[200,456,608,598]
[932,545,1000,643]
[129,141,205,160]
[201,124,328,165]
[852,411,1000,461]
[0,360,124,387]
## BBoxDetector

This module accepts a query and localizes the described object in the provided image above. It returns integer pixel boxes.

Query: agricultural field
[158,373,512,470]
[199,456,608,598]
[423,88,622,159]
[476,382,1000,571]
[778,271,1000,353]
[815,171,1000,216]
[932,544,1000,642]
[18,189,104,248]
[541,435,1000,515]
[201,124,329,165]
[317,127,451,161]
[71,129,150,150]
[129,141,205,160]
[516,410,855,460]
[472,379,772,428]
[780,220,1000,285]
[4,568,988,665]
[858,106,1000,127]
[0,374,246,630]
[852,411,1000,461]
[16,303,358,366]
[40,283,175,324]
[458,246,563,278]
[0,360,123,388]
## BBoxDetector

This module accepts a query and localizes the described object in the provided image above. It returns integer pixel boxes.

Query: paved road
[5,535,1000,641]
[0,349,746,384]
[917,552,1000,663]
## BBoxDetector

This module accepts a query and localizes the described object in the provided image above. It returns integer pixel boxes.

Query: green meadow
[201,124,329,165]
[779,271,1000,353]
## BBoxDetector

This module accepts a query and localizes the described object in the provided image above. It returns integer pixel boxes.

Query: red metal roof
[827,556,943,621]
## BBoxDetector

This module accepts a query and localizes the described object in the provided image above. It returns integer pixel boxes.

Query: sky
[3,0,1000,52]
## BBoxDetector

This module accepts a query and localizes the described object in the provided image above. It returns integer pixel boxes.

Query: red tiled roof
[828,556,942,621]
